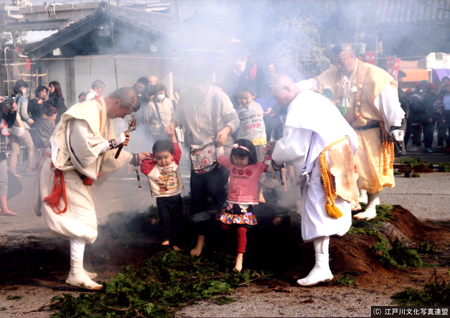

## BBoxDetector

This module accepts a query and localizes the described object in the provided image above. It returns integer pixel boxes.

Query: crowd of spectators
[402,77,450,153]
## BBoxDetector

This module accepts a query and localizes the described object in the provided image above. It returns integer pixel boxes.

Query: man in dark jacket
[422,83,438,152]
[405,82,426,152]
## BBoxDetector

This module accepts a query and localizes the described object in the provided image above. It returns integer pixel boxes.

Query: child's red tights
[221,224,247,253]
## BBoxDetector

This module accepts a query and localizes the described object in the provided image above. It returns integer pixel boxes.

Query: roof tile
[4,19,70,31]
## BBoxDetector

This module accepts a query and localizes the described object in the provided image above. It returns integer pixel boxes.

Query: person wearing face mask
[10,80,35,176]
[134,84,175,149]
[150,84,176,139]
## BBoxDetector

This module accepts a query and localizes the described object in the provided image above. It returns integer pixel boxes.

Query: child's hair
[142,85,156,102]
[153,139,174,155]
[236,79,256,95]
[230,139,258,165]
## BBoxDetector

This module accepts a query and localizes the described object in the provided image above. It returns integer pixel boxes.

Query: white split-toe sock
[66,260,102,290]
[354,192,380,220]
[297,236,333,287]
[66,237,101,290]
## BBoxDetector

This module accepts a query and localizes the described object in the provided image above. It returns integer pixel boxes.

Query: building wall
[423,52,450,70]
[41,55,174,107]
[20,3,99,23]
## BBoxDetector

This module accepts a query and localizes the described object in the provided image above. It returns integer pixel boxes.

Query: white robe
[36,101,131,244]
[272,91,358,242]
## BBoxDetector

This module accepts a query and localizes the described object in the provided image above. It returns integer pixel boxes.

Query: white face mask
[22,88,27,95]
[156,94,165,102]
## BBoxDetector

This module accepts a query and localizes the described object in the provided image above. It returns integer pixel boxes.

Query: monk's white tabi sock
[354,192,380,220]
[66,237,101,290]
[297,236,333,287]
[358,189,368,204]
[68,236,98,279]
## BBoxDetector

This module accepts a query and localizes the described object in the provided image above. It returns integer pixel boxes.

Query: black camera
[3,94,21,109]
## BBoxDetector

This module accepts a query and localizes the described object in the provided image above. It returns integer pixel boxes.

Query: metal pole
[375,30,378,66]
[108,0,119,89]
[174,0,183,44]
[4,48,9,95]
[354,12,361,47]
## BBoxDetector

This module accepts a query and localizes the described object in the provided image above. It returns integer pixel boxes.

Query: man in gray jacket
[166,64,240,256]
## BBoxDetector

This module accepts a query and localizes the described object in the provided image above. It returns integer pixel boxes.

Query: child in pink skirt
[217,138,271,271]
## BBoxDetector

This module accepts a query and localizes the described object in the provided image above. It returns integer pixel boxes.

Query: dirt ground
[1,204,450,317]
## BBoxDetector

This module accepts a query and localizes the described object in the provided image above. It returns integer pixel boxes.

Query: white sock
[67,237,101,290]
[354,191,380,219]
[297,236,333,286]
[367,192,380,206]
[315,235,329,254]
[70,237,86,262]
[358,189,368,204]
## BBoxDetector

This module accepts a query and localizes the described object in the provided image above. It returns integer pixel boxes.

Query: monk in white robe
[35,88,149,290]
[268,75,359,287]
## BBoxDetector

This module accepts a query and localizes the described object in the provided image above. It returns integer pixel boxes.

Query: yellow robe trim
[319,136,348,219]
[379,121,395,176]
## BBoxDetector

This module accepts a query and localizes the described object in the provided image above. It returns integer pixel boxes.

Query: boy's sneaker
[426,148,433,153]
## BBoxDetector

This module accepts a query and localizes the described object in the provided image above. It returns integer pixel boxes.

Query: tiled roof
[4,19,71,31]
[378,0,450,26]
[26,5,229,58]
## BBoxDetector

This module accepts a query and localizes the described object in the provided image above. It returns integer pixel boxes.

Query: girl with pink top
[216,138,270,271]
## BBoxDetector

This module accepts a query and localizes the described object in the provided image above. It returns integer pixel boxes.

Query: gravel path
[178,285,399,317]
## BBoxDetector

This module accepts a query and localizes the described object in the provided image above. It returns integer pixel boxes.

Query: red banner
[364,52,377,65]
[386,57,400,80]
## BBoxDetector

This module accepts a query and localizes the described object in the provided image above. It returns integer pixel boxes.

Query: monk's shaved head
[272,74,295,88]
[332,43,354,56]
[109,87,138,108]
[148,76,158,86]
[271,74,299,108]
[332,43,357,77]
[105,87,138,119]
